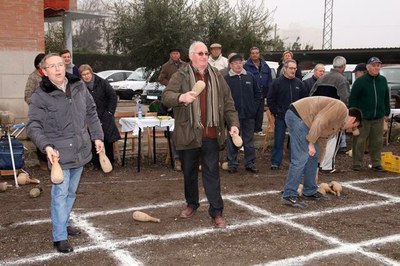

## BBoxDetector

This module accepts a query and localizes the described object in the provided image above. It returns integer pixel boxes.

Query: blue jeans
[227,119,256,169]
[178,138,223,218]
[283,110,319,198]
[271,116,287,166]
[51,167,83,242]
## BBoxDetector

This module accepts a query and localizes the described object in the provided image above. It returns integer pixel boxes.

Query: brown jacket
[158,59,187,86]
[293,96,348,159]
[162,64,239,150]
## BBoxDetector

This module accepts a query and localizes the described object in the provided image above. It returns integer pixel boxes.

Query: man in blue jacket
[244,47,272,136]
[267,59,308,170]
[225,54,261,173]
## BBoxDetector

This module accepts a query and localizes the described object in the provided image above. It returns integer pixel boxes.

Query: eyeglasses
[193,51,209,56]
[45,62,65,70]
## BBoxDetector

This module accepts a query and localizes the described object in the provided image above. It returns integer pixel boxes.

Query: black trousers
[179,137,223,218]
[91,141,114,167]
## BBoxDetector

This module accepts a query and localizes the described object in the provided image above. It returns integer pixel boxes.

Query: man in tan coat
[162,41,239,228]
[282,96,362,208]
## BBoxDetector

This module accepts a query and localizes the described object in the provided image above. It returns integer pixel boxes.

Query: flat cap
[210,43,222,48]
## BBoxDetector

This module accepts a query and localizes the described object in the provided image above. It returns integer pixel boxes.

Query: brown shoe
[174,159,182,171]
[180,207,196,219]
[212,215,227,228]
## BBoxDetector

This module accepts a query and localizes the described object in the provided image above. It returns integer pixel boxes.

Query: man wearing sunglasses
[162,41,239,228]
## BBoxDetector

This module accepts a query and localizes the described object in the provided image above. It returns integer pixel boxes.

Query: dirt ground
[1,129,400,265]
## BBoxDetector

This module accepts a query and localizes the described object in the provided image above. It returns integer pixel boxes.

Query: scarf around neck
[188,65,220,129]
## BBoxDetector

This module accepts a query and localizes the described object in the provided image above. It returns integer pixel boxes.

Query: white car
[96,70,134,83]
[302,64,357,87]
[110,67,153,100]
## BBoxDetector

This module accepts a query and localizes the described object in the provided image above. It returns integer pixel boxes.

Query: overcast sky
[265,0,400,49]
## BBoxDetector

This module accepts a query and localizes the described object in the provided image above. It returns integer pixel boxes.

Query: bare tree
[73,0,109,52]
[45,23,65,53]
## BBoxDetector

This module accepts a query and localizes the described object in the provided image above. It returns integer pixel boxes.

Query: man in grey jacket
[27,53,104,253]
[309,56,350,173]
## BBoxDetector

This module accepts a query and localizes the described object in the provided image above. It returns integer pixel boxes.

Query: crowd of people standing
[23,43,389,253]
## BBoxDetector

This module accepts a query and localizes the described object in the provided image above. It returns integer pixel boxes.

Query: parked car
[141,82,165,104]
[380,65,400,108]
[96,70,134,83]
[140,68,165,104]
[302,64,357,87]
[110,67,152,100]
[266,61,279,79]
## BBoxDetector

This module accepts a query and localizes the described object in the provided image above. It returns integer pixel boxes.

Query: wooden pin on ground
[132,211,160,223]
[297,184,303,196]
[319,182,336,195]
[17,173,40,185]
[0,182,12,192]
[329,181,343,196]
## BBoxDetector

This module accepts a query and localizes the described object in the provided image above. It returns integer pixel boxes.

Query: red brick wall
[0,0,44,51]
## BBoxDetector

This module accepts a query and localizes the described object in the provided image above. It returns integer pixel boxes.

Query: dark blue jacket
[225,70,261,119]
[267,75,308,118]
[244,58,272,98]
[303,75,317,94]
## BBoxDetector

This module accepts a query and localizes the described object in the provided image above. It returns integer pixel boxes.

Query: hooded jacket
[27,73,103,169]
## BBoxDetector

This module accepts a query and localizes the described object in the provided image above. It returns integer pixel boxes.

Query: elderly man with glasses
[27,53,104,253]
[162,41,239,228]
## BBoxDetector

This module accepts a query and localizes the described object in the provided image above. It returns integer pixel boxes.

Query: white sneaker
[254,131,266,136]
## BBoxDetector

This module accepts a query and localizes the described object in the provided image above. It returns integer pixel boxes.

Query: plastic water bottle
[137,103,143,119]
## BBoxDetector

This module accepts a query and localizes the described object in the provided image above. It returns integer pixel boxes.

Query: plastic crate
[381,152,400,173]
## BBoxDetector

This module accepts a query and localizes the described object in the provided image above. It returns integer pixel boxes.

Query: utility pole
[322,0,333,49]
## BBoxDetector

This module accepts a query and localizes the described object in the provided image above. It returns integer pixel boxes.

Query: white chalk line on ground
[259,234,400,266]
[79,177,181,186]
[2,176,400,265]
[70,213,142,266]
[227,197,400,266]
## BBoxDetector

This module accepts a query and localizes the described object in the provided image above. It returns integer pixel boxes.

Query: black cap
[169,48,181,53]
[352,63,367,73]
[229,54,243,64]
[34,53,45,69]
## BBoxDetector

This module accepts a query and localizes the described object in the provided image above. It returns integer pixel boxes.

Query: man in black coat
[79,64,120,169]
